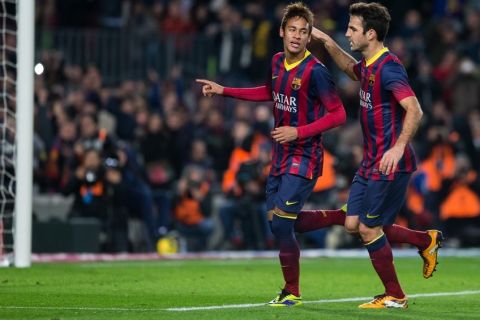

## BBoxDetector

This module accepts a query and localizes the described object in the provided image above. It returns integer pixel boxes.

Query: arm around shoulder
[311,27,358,81]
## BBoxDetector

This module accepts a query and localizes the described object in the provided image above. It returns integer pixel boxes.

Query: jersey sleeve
[223,86,272,101]
[312,64,344,111]
[382,61,415,102]
[296,65,346,138]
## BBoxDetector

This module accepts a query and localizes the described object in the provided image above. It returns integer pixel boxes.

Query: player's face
[345,15,369,52]
[280,16,311,56]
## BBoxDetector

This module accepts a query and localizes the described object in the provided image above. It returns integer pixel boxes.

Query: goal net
[0,0,17,266]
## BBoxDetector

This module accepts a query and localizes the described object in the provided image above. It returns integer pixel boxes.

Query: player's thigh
[361,173,411,227]
[274,174,317,214]
[266,175,281,213]
[346,174,368,217]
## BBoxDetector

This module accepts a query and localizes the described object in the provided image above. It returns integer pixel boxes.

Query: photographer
[75,112,158,250]
[438,154,480,246]
[173,165,214,251]
[219,142,272,250]
[62,148,129,252]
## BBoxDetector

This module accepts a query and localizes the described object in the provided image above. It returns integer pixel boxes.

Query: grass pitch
[0,256,479,319]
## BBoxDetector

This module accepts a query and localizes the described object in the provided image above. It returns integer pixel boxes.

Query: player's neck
[285,49,306,64]
[362,42,385,61]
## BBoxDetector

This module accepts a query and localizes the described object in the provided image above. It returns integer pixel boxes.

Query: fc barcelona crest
[368,74,375,86]
[291,77,302,90]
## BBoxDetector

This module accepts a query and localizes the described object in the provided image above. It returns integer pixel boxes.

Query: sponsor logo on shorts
[366,213,380,219]
[285,200,299,206]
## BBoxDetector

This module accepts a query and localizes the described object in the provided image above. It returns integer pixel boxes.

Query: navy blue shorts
[346,173,411,227]
[266,174,317,214]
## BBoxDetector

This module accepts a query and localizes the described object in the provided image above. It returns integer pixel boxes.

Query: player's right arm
[311,27,358,81]
[196,79,272,101]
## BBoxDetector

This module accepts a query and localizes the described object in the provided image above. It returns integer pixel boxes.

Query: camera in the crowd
[85,169,99,185]
[236,161,261,186]
[104,156,120,169]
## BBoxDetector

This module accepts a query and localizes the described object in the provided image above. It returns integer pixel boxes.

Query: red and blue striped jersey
[269,51,343,179]
[353,48,417,181]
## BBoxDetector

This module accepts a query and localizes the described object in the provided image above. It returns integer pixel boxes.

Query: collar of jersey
[284,50,311,71]
[365,47,389,67]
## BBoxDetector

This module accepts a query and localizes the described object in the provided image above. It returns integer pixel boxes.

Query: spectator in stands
[439,154,480,246]
[140,112,175,238]
[202,108,234,181]
[219,120,272,249]
[44,120,78,192]
[165,107,194,177]
[215,5,250,84]
[75,112,158,250]
[173,165,214,252]
[62,148,129,252]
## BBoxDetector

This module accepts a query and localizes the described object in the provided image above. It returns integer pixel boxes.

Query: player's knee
[344,220,358,234]
[357,223,370,237]
[358,224,382,242]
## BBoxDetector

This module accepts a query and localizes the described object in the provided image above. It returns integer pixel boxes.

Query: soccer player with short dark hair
[307,2,443,309]
[197,2,346,307]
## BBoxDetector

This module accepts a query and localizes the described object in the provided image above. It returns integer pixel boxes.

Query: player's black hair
[349,2,391,42]
[281,2,314,34]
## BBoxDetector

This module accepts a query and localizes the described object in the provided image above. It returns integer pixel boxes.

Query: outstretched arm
[196,79,224,97]
[311,27,358,81]
[196,79,271,101]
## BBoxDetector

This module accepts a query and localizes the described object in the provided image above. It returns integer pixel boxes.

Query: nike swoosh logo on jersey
[272,75,278,79]
[285,200,299,206]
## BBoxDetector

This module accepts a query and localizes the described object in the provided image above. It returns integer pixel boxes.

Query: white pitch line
[0,306,164,312]
[166,290,480,311]
[1,290,479,313]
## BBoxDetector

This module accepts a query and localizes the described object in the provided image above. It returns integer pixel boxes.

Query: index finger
[196,79,210,85]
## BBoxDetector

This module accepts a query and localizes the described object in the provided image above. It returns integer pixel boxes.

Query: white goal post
[0,0,35,267]
[14,0,34,267]
[0,0,34,267]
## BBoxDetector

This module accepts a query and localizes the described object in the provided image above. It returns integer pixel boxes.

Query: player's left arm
[379,62,423,175]
[271,65,346,144]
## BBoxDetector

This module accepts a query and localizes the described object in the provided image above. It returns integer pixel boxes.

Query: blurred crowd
[20,0,480,251]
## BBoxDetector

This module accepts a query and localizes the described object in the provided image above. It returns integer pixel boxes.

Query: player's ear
[279,26,284,38]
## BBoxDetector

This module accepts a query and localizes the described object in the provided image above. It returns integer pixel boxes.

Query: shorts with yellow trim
[266,174,317,215]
